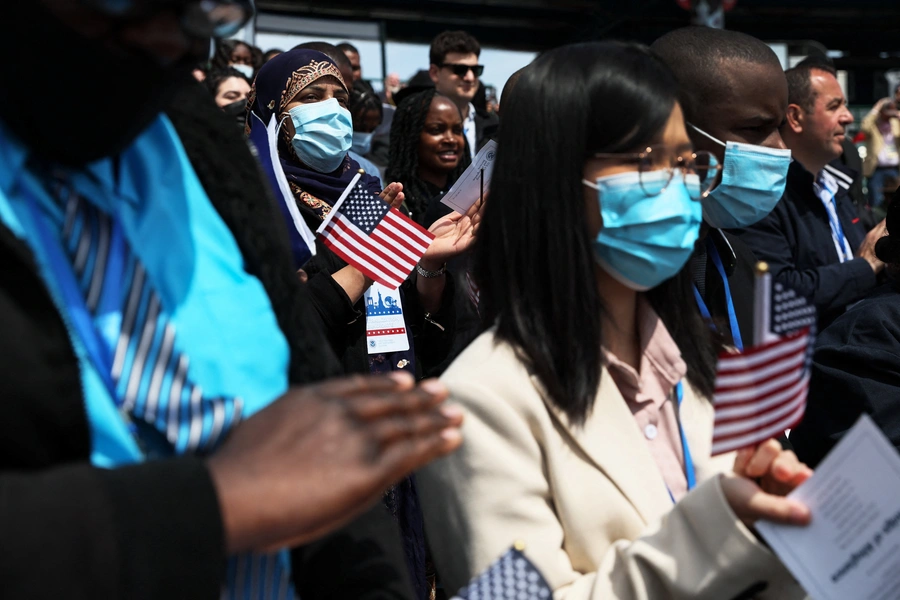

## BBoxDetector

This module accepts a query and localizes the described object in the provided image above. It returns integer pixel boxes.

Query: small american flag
[451,546,552,600]
[317,174,434,290]
[711,275,817,456]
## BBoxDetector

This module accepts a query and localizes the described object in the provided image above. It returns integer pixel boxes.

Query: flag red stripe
[328,216,413,277]
[714,390,806,440]
[386,208,434,246]
[711,401,806,455]
[714,358,807,405]
[371,222,428,262]
[714,375,808,424]
[368,328,407,337]
[715,346,806,389]
[322,236,404,289]
[715,331,809,374]
[713,386,806,442]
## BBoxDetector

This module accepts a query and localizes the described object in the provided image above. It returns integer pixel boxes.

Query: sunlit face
[282,76,349,138]
[582,102,694,239]
[429,52,479,105]
[417,97,465,178]
[795,69,854,164]
[687,60,788,171]
[215,76,250,108]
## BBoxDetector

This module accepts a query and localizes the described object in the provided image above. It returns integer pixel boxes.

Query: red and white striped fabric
[711,327,812,456]
[318,178,434,289]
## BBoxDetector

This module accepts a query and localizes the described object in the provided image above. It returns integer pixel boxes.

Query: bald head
[652,27,783,120]
[651,27,788,161]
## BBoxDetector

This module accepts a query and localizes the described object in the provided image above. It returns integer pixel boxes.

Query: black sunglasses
[79,0,254,38]
[440,63,484,78]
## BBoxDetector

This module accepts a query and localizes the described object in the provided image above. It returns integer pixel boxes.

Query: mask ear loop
[687,123,727,148]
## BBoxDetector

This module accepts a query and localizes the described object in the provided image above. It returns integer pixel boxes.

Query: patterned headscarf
[246,49,381,219]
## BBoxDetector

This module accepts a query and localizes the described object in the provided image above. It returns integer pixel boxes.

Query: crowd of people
[4,1,900,599]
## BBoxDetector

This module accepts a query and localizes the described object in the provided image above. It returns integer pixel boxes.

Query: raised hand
[420,198,486,268]
[379,182,405,210]
[207,372,463,553]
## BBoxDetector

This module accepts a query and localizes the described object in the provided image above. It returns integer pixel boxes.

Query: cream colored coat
[418,330,806,599]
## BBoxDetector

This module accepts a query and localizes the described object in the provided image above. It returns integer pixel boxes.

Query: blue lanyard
[25,188,126,403]
[692,237,744,351]
[668,381,697,503]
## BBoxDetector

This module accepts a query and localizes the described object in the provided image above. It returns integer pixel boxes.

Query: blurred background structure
[232,0,900,134]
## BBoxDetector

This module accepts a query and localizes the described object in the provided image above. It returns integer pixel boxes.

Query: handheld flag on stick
[317,174,435,290]
[451,545,552,600]
[247,112,317,267]
[710,262,817,456]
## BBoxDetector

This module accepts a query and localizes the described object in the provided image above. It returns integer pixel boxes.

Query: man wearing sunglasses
[428,30,499,160]
[0,1,462,598]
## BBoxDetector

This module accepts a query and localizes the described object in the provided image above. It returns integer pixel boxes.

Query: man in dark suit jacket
[733,61,886,331]
[428,30,499,158]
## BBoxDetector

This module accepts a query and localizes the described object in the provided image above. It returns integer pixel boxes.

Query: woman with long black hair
[418,42,812,599]
[386,88,472,226]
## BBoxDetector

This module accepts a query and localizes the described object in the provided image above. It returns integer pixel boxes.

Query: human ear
[428,64,440,85]
[785,104,804,135]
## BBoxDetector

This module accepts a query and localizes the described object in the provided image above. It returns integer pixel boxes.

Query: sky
[254,32,536,99]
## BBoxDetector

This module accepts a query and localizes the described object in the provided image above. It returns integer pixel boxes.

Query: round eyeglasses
[593,145,722,200]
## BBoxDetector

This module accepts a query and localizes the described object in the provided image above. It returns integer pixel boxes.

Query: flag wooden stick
[480,167,484,206]
[316,170,363,234]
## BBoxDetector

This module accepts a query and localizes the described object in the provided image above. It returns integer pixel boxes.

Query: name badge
[365,282,410,354]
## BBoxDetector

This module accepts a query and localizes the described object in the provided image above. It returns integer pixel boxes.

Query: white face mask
[231,63,254,79]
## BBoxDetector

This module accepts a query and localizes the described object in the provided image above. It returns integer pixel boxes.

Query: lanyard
[668,381,697,503]
[692,237,744,351]
[25,189,126,403]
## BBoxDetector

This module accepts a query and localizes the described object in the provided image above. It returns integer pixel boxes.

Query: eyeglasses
[440,63,485,78]
[593,145,722,199]
[79,0,254,38]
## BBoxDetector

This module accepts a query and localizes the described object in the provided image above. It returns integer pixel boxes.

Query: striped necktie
[51,181,294,599]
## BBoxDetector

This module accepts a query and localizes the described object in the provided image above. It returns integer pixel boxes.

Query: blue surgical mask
[287,98,353,173]
[689,123,792,229]
[583,169,703,291]
[231,63,254,79]
[351,131,374,156]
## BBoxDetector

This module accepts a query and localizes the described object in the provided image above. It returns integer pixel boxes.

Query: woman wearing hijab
[246,49,479,599]
[418,42,813,599]
[387,88,471,227]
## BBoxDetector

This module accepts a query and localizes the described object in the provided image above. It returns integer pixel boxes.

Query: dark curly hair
[211,39,257,71]
[204,67,251,97]
[349,84,383,129]
[386,88,471,222]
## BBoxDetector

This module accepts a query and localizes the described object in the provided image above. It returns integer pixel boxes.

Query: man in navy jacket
[734,60,886,331]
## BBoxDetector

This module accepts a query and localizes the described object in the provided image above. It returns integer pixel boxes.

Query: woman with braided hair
[387,88,471,226]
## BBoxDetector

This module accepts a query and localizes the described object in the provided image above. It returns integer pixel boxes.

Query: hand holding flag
[317,174,435,290]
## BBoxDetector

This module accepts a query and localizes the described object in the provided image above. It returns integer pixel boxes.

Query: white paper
[364,282,410,354]
[441,140,497,214]
[757,415,900,600]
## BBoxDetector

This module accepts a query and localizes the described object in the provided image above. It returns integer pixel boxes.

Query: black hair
[785,60,838,112]
[386,88,471,222]
[262,49,283,64]
[292,41,352,72]
[651,26,783,121]
[204,67,251,97]
[429,30,481,66]
[876,193,900,268]
[211,39,255,71]
[349,84,383,130]
[337,42,359,55]
[475,41,717,423]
